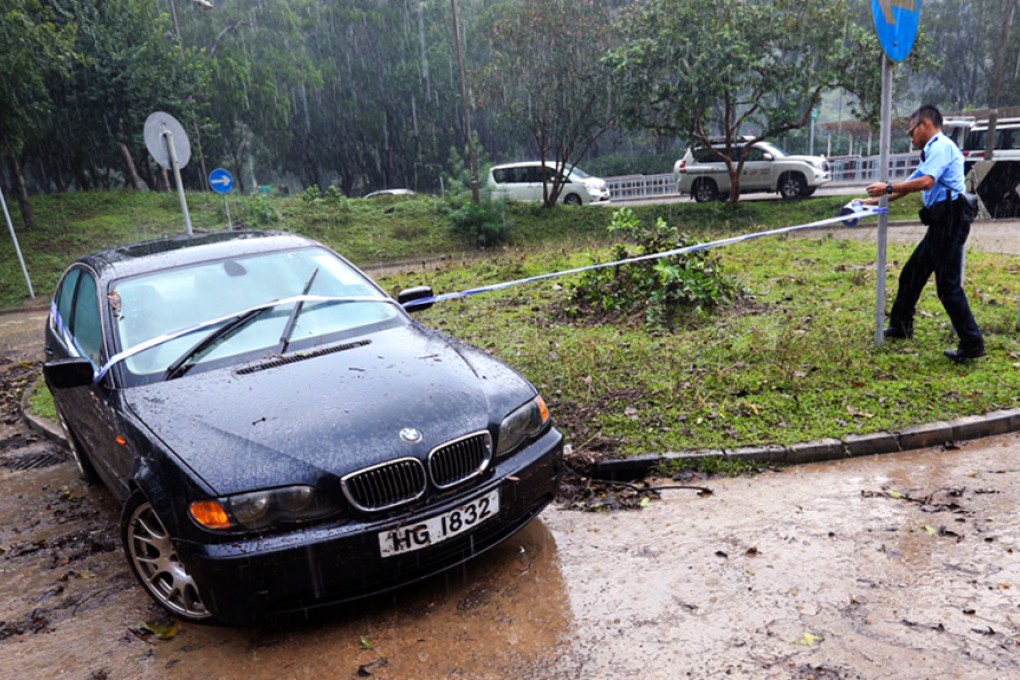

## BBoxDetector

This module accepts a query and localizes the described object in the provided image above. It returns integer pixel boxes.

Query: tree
[606,0,888,202]
[39,0,209,193]
[910,0,1018,110]
[477,0,617,207]
[0,0,76,227]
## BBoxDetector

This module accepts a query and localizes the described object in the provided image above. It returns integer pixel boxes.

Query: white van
[488,161,610,205]
[962,118,1020,161]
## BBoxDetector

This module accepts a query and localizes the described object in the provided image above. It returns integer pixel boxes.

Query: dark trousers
[889,199,983,348]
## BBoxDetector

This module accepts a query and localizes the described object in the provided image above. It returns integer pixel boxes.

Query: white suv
[488,161,611,205]
[673,138,830,202]
[962,118,1020,161]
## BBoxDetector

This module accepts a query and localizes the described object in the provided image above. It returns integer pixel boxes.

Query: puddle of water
[3,433,1020,679]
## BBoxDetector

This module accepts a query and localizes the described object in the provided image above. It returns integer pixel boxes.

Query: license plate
[378,488,500,558]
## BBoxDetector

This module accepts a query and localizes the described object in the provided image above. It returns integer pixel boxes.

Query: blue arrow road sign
[209,168,235,195]
[872,0,920,63]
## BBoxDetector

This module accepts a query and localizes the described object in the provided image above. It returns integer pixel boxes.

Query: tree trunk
[120,143,147,190]
[6,154,34,230]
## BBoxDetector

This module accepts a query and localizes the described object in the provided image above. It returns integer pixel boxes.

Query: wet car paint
[42,231,563,624]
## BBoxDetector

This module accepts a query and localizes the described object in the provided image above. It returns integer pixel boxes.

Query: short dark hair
[910,104,943,129]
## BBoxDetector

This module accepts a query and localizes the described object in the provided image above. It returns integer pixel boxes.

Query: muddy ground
[2,221,1019,678]
[2,353,1019,678]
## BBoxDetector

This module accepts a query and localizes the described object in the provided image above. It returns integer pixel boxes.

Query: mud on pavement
[2,350,1020,678]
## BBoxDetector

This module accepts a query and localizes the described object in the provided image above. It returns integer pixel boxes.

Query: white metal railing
[826,153,920,184]
[604,153,921,201]
[604,174,675,201]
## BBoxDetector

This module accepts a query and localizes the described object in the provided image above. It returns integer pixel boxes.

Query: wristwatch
[886,183,894,195]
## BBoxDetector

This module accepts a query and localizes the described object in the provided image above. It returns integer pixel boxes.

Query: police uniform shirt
[909,132,965,208]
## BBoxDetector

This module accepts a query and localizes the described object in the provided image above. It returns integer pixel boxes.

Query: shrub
[568,207,744,329]
[447,199,509,248]
[245,194,281,225]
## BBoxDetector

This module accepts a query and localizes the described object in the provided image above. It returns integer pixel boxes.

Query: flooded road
[2,397,1018,678]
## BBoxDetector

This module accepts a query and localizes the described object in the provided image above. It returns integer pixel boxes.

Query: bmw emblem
[399,427,423,444]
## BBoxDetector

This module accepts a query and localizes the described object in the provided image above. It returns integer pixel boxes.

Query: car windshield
[567,167,591,180]
[111,246,398,378]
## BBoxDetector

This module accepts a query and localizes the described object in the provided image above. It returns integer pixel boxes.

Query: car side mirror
[398,286,435,313]
[43,357,96,390]
[763,153,774,161]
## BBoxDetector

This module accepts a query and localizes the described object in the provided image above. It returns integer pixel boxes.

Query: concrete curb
[592,408,1020,481]
[21,379,1020,483]
[20,381,70,451]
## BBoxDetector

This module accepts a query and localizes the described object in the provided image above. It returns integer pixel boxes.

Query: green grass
[0,189,919,310]
[378,233,1020,457]
[28,377,57,422]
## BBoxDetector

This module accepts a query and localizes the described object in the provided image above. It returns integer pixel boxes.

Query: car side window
[71,272,104,366]
[693,147,717,163]
[55,268,81,331]
[743,147,765,162]
[492,168,509,184]
[1001,129,1015,151]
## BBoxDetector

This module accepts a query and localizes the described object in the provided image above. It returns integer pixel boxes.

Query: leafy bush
[245,194,281,225]
[567,207,744,329]
[301,186,322,203]
[447,199,509,248]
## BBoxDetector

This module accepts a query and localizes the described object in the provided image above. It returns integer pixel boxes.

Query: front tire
[779,172,807,199]
[692,178,718,203]
[563,193,583,206]
[122,491,213,623]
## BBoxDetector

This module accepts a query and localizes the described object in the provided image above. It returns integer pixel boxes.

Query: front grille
[428,431,492,489]
[341,458,426,511]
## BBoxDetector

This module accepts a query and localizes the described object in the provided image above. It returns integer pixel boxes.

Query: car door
[46,267,133,498]
[519,165,543,202]
[740,146,771,190]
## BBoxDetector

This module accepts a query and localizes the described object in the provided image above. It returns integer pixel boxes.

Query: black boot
[944,343,986,362]
[883,322,913,340]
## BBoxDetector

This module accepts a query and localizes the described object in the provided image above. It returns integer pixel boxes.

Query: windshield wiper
[164,306,271,381]
[277,268,319,355]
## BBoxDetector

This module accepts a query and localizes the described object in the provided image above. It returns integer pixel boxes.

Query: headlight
[496,395,550,459]
[189,485,343,532]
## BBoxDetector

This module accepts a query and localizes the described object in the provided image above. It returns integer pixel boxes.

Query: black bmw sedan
[43,231,562,625]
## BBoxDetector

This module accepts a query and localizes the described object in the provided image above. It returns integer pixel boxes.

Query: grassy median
[15,189,1019,458]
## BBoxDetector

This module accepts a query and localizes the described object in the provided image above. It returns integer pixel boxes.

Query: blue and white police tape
[416,204,887,307]
[88,204,884,383]
[839,200,869,228]
[90,294,400,383]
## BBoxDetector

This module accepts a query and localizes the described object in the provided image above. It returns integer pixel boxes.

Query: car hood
[123,324,536,495]
[783,155,827,166]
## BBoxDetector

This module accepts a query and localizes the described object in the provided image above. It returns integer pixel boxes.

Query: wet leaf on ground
[141,621,179,640]
[795,632,822,647]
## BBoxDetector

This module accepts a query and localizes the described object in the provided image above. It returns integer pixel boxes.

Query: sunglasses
[906,122,921,138]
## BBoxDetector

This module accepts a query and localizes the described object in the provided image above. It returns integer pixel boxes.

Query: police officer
[863,104,984,362]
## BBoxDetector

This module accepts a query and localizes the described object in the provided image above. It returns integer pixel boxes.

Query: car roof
[490,161,570,170]
[363,188,416,198]
[969,118,1020,131]
[76,230,319,281]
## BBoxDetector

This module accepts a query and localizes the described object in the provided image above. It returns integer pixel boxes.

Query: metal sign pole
[874,54,893,347]
[163,130,194,236]
[0,183,34,299]
[223,196,232,230]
